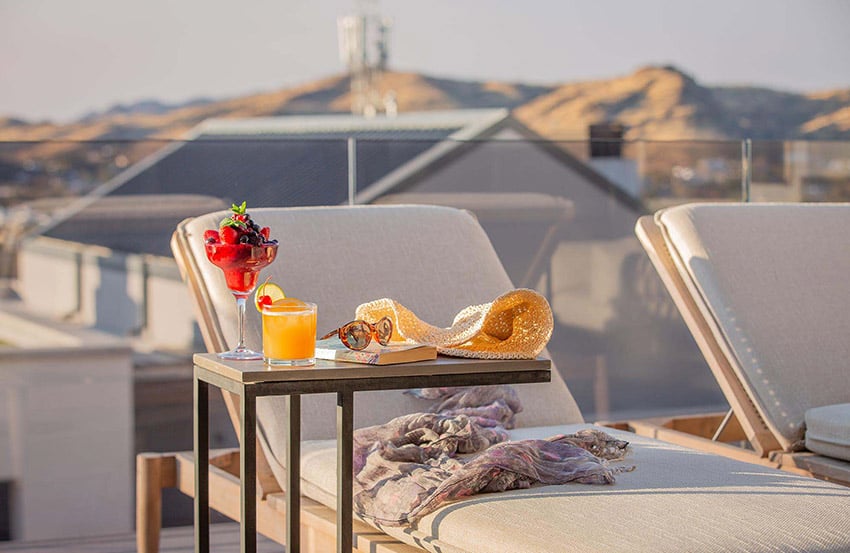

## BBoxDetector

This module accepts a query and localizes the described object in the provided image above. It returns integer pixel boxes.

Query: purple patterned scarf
[352,386,633,526]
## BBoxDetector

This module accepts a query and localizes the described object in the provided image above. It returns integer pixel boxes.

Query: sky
[1,0,849,123]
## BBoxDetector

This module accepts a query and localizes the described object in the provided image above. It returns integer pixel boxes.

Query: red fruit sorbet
[205,242,277,294]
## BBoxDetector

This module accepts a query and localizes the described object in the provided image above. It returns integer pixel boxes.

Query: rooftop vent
[589,123,626,158]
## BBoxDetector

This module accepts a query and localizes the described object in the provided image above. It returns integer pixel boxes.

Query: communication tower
[338,2,392,116]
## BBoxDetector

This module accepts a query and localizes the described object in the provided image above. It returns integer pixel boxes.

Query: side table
[193,353,550,553]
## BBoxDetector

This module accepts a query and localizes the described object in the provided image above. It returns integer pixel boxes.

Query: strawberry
[260,227,270,240]
[220,226,240,244]
[204,229,219,243]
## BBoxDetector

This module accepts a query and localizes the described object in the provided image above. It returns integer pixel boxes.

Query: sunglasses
[320,317,393,350]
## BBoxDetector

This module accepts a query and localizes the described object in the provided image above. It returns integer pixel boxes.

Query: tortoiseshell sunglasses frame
[320,317,393,350]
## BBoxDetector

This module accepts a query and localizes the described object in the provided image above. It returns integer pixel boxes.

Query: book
[315,338,437,365]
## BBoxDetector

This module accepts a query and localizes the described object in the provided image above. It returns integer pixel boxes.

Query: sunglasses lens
[342,321,371,350]
[375,317,393,346]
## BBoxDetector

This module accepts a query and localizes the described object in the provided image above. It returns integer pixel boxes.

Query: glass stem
[234,294,248,351]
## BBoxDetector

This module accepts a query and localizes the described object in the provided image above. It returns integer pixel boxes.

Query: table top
[193,352,550,385]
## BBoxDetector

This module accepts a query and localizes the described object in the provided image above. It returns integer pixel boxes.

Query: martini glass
[205,241,278,360]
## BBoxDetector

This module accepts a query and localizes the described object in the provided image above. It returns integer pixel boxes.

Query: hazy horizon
[2,0,849,123]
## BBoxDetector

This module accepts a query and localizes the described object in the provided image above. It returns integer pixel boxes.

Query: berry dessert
[204,201,278,295]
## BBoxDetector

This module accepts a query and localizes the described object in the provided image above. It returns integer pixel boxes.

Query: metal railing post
[741,138,752,202]
[347,137,357,205]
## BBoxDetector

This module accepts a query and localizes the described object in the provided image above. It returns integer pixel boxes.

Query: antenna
[338,2,392,116]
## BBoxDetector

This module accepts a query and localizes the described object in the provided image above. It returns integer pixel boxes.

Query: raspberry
[204,229,219,243]
[260,227,270,240]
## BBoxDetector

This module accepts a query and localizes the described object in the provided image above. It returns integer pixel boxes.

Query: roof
[172,110,511,207]
[192,109,509,137]
[34,108,634,256]
[36,110,512,254]
[41,194,228,257]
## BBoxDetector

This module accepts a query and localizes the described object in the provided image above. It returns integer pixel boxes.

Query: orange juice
[262,301,317,366]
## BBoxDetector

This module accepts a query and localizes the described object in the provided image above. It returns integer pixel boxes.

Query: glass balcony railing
[5,137,849,209]
[3,137,850,420]
[1,135,849,531]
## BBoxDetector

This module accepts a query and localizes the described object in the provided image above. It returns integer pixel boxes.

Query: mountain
[2,66,848,145]
[0,72,551,143]
[514,65,850,140]
[77,97,216,122]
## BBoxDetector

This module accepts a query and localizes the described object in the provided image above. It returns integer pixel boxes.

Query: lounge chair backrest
[646,203,850,451]
[173,204,582,491]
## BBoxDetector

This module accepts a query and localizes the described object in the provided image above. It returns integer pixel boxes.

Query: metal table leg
[193,372,209,553]
[337,390,354,553]
[285,395,301,552]
[240,387,257,553]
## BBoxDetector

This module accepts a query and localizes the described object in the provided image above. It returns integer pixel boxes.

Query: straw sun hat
[355,288,553,359]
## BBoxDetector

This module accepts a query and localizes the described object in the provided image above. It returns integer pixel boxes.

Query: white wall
[0,305,133,540]
[143,256,198,350]
[588,158,642,198]
[17,237,199,352]
[16,237,82,318]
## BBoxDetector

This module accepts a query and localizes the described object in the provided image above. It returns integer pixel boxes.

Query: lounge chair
[629,203,850,486]
[138,204,850,553]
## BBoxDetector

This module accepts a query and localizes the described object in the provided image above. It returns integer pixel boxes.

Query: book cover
[315,338,437,365]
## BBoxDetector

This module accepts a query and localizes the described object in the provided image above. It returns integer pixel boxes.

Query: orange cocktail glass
[262,301,317,366]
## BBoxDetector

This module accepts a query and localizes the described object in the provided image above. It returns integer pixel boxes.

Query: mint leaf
[220,216,247,229]
[230,201,247,215]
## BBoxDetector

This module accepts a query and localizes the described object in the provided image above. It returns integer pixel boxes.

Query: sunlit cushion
[299,424,850,553]
[806,403,850,462]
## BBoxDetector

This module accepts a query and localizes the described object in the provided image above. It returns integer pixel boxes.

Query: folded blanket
[353,386,633,526]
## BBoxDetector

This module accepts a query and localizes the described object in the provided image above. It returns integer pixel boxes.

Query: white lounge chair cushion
[179,205,583,490]
[657,203,850,450]
[298,424,850,553]
[806,403,850,462]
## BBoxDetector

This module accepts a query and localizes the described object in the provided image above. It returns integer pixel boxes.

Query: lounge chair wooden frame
[135,223,420,553]
[609,215,850,487]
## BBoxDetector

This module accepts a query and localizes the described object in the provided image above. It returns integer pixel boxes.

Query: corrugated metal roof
[105,135,446,206]
[193,109,508,137]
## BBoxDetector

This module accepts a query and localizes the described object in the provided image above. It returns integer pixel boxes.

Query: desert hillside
[515,65,850,140]
[0,72,551,144]
[3,66,848,144]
